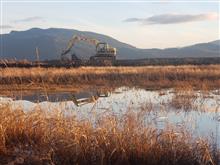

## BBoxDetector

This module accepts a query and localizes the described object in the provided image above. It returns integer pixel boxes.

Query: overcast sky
[0,1,219,48]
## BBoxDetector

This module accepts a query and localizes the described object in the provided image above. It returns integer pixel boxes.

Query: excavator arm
[61,35,80,56]
[61,35,99,58]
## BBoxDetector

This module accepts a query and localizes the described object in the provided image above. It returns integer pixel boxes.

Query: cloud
[0,25,13,29]
[124,18,142,22]
[13,16,44,23]
[123,13,218,25]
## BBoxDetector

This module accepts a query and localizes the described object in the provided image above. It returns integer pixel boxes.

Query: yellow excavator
[61,35,117,66]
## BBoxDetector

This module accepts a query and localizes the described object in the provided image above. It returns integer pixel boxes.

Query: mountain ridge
[0,28,219,60]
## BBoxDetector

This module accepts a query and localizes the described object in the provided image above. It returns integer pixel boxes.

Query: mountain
[0,28,219,60]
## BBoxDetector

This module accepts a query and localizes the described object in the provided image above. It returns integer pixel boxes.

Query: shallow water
[0,87,220,148]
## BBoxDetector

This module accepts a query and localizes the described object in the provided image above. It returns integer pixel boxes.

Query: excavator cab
[89,42,116,66]
[96,43,108,53]
[96,43,116,56]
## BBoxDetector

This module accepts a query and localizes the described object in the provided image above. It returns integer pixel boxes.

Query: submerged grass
[170,86,198,111]
[0,104,219,165]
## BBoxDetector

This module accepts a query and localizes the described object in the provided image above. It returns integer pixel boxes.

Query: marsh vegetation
[0,66,219,165]
[0,65,220,93]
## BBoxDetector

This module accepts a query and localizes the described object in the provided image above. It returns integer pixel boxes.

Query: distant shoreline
[1,57,220,68]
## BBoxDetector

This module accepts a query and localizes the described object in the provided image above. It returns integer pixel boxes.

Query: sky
[0,0,219,49]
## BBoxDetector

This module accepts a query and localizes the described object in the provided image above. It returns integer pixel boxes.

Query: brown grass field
[0,105,219,165]
[0,65,220,94]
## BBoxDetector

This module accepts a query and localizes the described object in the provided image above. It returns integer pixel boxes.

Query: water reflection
[0,87,219,149]
[11,89,112,106]
[72,90,110,106]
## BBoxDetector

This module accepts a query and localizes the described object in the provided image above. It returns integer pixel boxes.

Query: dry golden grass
[0,65,220,93]
[0,104,219,165]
